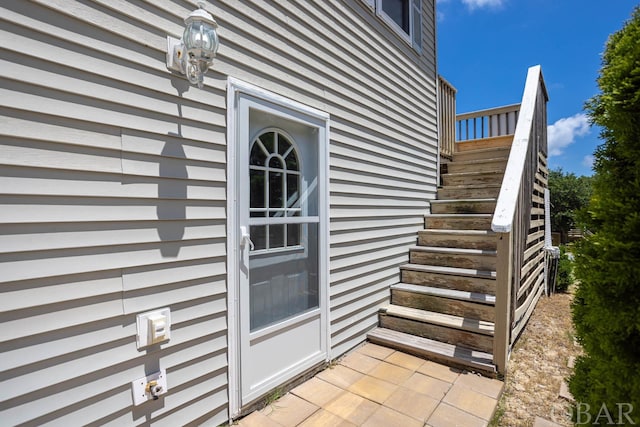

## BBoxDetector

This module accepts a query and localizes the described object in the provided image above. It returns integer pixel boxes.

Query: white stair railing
[438,76,457,158]
[492,65,549,374]
[456,104,521,141]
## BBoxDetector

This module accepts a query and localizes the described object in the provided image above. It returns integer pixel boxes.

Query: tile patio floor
[236,342,504,427]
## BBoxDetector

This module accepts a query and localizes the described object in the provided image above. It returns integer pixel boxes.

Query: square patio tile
[356,343,396,360]
[442,383,498,421]
[363,405,423,427]
[324,391,380,425]
[384,351,425,371]
[348,375,398,404]
[340,351,384,374]
[298,409,357,427]
[418,360,461,383]
[292,377,345,407]
[454,372,504,399]
[261,393,319,426]
[427,403,488,427]
[383,386,439,422]
[316,365,364,390]
[368,361,414,385]
[236,410,283,427]
[402,372,451,400]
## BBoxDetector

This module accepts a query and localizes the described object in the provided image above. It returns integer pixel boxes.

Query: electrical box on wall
[136,308,171,350]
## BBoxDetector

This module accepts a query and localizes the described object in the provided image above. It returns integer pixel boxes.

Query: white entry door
[233,85,329,407]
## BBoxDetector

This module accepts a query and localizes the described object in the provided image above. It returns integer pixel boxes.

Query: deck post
[494,231,513,375]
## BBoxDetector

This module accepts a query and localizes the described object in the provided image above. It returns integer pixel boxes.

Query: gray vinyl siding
[0,0,437,425]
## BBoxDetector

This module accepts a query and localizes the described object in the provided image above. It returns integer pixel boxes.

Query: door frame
[226,77,330,418]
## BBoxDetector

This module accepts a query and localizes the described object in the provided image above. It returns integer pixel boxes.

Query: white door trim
[226,77,330,419]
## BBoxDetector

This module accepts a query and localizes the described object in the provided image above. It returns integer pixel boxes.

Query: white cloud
[582,154,594,169]
[547,113,590,157]
[461,0,504,10]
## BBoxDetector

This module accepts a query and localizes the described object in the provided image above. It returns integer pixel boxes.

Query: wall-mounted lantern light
[166,2,220,88]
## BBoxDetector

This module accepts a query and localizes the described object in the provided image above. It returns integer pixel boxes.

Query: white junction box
[131,369,167,406]
[136,308,171,349]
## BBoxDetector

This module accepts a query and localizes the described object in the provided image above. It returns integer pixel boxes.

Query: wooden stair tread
[431,198,496,204]
[391,283,496,305]
[443,170,505,177]
[367,327,496,375]
[410,246,497,256]
[381,304,495,336]
[419,229,496,236]
[439,184,501,189]
[426,213,492,218]
[401,263,496,279]
[446,158,508,166]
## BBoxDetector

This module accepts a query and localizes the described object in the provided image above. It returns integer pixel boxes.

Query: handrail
[438,76,457,158]
[492,65,549,374]
[456,103,520,141]
[492,66,548,233]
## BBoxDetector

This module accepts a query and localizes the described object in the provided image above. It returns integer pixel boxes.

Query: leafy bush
[555,245,572,292]
[569,6,640,423]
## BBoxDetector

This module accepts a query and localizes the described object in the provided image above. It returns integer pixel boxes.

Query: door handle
[240,226,255,251]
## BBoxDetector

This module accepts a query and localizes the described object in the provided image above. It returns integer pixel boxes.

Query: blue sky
[436,0,637,176]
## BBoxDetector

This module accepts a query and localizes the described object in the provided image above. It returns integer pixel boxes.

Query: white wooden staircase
[367,140,512,377]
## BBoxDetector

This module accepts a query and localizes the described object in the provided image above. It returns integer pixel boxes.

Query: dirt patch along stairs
[368,143,511,377]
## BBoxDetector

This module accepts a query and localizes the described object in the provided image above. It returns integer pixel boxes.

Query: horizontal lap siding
[0,0,228,425]
[0,0,437,424]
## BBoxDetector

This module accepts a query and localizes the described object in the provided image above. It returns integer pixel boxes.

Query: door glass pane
[250,225,267,251]
[269,224,284,248]
[269,171,284,209]
[285,149,299,170]
[287,223,301,246]
[278,134,292,157]
[250,169,265,208]
[249,222,319,331]
[287,174,299,208]
[250,142,267,166]
[260,132,275,153]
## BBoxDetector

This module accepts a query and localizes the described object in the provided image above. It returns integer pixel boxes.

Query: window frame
[365,0,422,52]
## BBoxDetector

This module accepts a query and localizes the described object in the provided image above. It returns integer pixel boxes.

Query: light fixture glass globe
[182,3,220,88]
[183,6,219,62]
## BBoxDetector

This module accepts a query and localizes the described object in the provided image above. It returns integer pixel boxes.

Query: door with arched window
[234,90,329,408]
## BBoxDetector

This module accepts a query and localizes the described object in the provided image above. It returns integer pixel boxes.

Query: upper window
[381,0,410,33]
[365,0,422,51]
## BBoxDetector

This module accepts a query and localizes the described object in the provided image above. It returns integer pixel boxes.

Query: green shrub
[569,5,640,423]
[555,245,572,292]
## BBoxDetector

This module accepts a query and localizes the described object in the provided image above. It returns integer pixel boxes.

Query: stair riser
[453,150,510,163]
[442,173,504,187]
[401,269,496,295]
[417,232,497,250]
[410,250,497,270]
[447,160,507,174]
[437,186,501,200]
[391,290,495,322]
[379,314,493,353]
[425,216,492,230]
[431,201,496,214]
[456,136,513,152]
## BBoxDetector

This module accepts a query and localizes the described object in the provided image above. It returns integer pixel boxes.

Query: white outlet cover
[136,308,171,350]
[131,369,167,406]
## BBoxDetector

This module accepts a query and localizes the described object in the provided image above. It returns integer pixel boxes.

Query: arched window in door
[249,129,301,251]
